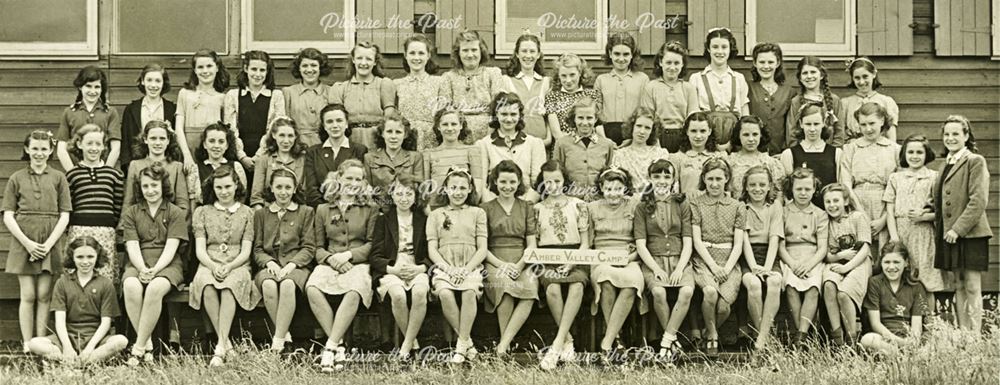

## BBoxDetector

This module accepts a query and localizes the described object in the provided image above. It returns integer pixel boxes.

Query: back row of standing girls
[8,27,989,366]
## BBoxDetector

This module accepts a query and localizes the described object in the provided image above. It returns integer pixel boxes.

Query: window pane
[0,0,88,43]
[117,0,228,53]
[757,0,845,44]
[505,0,597,43]
[252,0,346,41]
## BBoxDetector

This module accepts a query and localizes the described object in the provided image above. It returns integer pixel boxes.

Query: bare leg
[261,280,279,327]
[786,288,803,330]
[387,286,410,335]
[823,282,843,333]
[306,287,333,337]
[438,290,460,333]
[123,278,145,339]
[458,290,478,342]
[757,275,783,347]
[742,273,764,329]
[964,271,984,333]
[837,292,857,339]
[650,287,671,330]
[553,283,583,349]
[274,280,297,342]
[34,274,53,338]
[216,289,237,351]
[800,288,820,333]
[402,285,429,351]
[600,288,635,350]
[17,275,38,343]
[135,278,172,351]
[83,335,129,363]
[496,295,514,333]
[498,299,534,352]
[26,336,61,359]
[326,292,360,348]
[666,287,694,336]
[702,287,720,340]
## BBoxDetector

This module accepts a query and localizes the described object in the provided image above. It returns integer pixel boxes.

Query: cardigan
[368,210,429,283]
[121,98,177,177]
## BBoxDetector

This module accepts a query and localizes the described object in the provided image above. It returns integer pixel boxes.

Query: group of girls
[6,27,990,370]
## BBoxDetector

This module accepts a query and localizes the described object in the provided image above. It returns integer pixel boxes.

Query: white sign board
[523,248,630,266]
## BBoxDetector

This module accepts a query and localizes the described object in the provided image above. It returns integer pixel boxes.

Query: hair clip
[599,166,626,179]
[446,166,472,177]
[844,57,875,71]
[707,27,732,34]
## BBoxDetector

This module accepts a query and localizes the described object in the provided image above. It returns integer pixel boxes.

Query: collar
[560,87,585,94]
[141,200,169,214]
[71,99,109,112]
[491,130,526,148]
[241,87,273,97]
[323,138,351,150]
[787,202,819,214]
[800,141,825,151]
[515,72,544,81]
[269,153,298,166]
[213,201,242,213]
[268,202,299,213]
[296,83,326,95]
[141,98,163,109]
[700,66,736,77]
[947,147,970,164]
[610,70,634,80]
[26,165,50,175]
[404,72,430,82]
[349,76,377,85]
[855,90,880,99]
[684,149,714,157]
[203,158,229,166]
[902,167,935,180]
[443,204,468,211]
[573,133,600,144]
[696,193,727,205]
[854,136,893,148]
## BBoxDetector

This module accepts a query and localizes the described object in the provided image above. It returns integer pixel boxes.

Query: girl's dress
[427,204,487,295]
[65,165,123,284]
[668,150,727,196]
[253,203,316,290]
[748,82,793,155]
[188,202,260,311]
[394,73,450,150]
[634,197,695,288]
[502,73,550,141]
[482,199,539,311]
[883,167,948,291]
[689,193,745,303]
[744,202,784,275]
[306,202,378,308]
[640,78,698,153]
[782,203,828,290]
[587,199,645,313]
[611,145,672,194]
[45,273,120,350]
[544,87,603,136]
[841,136,900,260]
[282,83,332,147]
[443,67,504,143]
[783,142,837,208]
[863,273,929,337]
[2,167,72,275]
[119,201,188,287]
[328,76,397,150]
[176,88,225,152]
[533,196,591,286]
[727,151,784,199]
[824,210,874,310]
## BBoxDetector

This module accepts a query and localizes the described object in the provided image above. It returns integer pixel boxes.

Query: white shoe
[270,337,286,352]
[320,348,336,372]
[464,340,478,360]
[334,346,348,369]
[450,340,468,364]
[560,340,576,362]
[540,347,560,370]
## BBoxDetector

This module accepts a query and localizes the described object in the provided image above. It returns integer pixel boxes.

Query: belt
[855,182,886,189]
[349,121,381,128]
[703,242,733,249]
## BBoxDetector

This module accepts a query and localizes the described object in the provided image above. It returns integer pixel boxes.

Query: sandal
[705,339,719,357]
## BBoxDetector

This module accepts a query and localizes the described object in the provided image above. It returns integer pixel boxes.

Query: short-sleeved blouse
[422,144,484,191]
[587,199,637,250]
[2,167,72,215]
[394,73,449,124]
[882,168,938,216]
[176,88,225,129]
[828,210,872,252]
[744,202,784,244]
[328,76,397,123]
[727,151,785,199]
[282,83,332,144]
[442,67,503,114]
[595,71,649,123]
[668,150,727,195]
[689,67,750,112]
[427,205,487,267]
[783,203,829,245]
[839,92,900,139]
[841,136,900,187]
[689,194,746,244]
[483,199,537,250]
[533,197,589,246]
[544,88,603,133]
[120,201,189,249]
[863,274,928,335]
[192,202,255,265]
[640,78,698,130]
[612,145,672,192]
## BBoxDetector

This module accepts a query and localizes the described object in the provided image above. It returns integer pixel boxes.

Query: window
[746,0,856,56]
[241,0,355,54]
[114,0,230,54]
[0,0,98,58]
[496,0,607,55]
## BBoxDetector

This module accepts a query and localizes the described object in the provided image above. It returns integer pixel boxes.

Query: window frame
[0,0,99,59]
[495,0,607,56]
[745,0,857,57]
[112,0,232,55]
[240,0,356,55]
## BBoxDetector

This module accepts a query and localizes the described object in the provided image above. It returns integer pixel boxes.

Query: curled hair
[622,106,660,146]
[450,30,491,68]
[641,158,680,206]
[697,157,732,192]
[565,97,601,131]
[290,47,333,79]
[739,165,777,204]
[653,41,688,79]
[432,109,470,144]
[703,28,739,60]
[940,114,978,153]
[596,166,634,197]
[534,159,571,199]
[551,53,595,90]
[262,167,303,205]
[73,65,109,107]
[898,134,937,168]
[264,117,307,157]
[853,102,893,135]
[320,159,368,203]
[136,63,171,95]
[729,115,770,152]
[783,167,822,202]
[436,167,479,206]
[63,235,108,271]
[131,162,175,205]
[881,243,919,285]
[236,50,276,90]
[69,124,107,162]
[819,182,854,213]
[348,41,386,78]
[402,35,439,75]
[194,122,239,164]
[318,103,352,144]
[134,120,183,163]
[795,103,832,141]
[21,130,56,161]
[846,57,882,90]
[386,173,425,212]
[184,49,229,93]
[604,32,643,71]
[506,33,544,77]
[201,164,247,205]
[488,92,526,133]
[488,160,527,197]
[678,111,718,152]
[375,113,416,151]
[750,42,785,84]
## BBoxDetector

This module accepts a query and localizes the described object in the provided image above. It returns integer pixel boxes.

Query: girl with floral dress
[395,35,450,151]
[545,53,603,142]
[443,30,504,143]
[727,115,784,199]
[611,107,671,196]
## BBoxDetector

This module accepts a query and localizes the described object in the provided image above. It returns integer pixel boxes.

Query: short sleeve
[863,277,881,311]
[474,207,488,240]
[689,200,703,227]
[57,174,73,212]
[50,277,68,312]
[380,79,396,109]
[99,279,121,317]
[680,200,693,238]
[106,108,122,140]
[119,207,139,242]
[632,204,648,240]
[175,90,189,117]
[911,283,929,316]
[768,204,785,240]
[2,176,19,212]
[192,206,207,239]
[524,201,538,237]
[882,173,898,204]
[56,108,72,141]
[240,207,255,243]
[575,200,590,232]
[733,201,747,229]
[815,210,830,246]
[853,211,873,244]
[165,206,190,241]
[426,210,440,243]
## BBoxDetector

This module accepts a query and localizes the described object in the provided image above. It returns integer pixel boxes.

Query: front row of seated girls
[20,151,933,369]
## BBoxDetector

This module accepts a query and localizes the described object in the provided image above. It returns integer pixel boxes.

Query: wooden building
[0,0,997,342]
